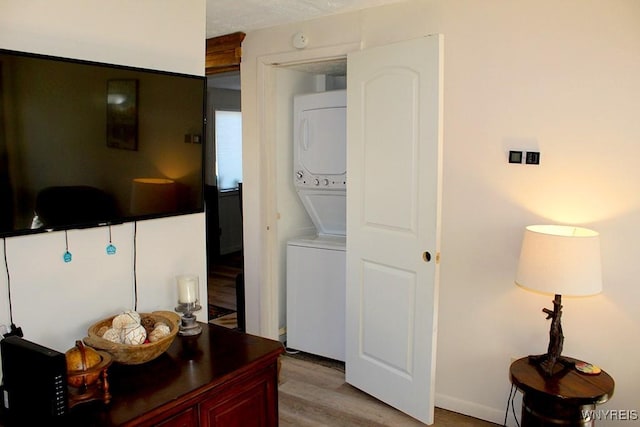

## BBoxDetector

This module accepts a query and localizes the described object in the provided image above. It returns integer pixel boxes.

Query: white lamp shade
[130,178,177,215]
[515,225,602,297]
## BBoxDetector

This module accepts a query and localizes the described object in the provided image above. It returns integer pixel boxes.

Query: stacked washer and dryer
[286,90,346,362]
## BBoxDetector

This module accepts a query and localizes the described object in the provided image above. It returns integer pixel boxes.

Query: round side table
[509,356,614,426]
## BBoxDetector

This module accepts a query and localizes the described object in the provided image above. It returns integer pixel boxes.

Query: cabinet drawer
[199,365,278,427]
[154,406,198,427]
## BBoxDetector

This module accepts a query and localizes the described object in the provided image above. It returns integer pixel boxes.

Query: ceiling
[206,0,406,90]
[206,0,407,38]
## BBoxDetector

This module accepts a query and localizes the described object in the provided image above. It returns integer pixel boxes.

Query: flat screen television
[0,48,206,238]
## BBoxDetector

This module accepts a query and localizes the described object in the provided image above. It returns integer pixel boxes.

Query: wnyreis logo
[581,409,638,421]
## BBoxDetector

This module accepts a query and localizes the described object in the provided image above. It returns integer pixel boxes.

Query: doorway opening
[265,57,348,348]
[205,70,244,331]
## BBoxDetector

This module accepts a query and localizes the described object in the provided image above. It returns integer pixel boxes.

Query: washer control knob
[296,170,304,179]
[323,179,330,186]
[314,178,320,186]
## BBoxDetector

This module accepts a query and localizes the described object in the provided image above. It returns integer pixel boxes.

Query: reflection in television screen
[0,49,206,237]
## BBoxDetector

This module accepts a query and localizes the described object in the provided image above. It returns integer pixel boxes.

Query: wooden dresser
[67,323,284,426]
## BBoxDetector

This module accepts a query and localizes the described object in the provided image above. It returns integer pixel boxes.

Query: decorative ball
[141,316,156,335]
[121,324,147,345]
[102,328,122,343]
[125,310,141,324]
[149,323,171,342]
[154,321,170,332]
[65,340,103,388]
[112,310,141,329]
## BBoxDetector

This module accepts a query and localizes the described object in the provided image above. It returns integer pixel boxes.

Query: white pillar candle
[177,275,199,304]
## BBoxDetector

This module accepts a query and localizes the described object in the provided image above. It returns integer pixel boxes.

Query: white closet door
[345,34,443,425]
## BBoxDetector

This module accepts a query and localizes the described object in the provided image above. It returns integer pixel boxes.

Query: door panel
[361,260,415,375]
[346,34,443,425]
[362,69,418,232]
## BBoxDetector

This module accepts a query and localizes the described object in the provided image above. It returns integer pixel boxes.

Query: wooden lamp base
[529,294,575,377]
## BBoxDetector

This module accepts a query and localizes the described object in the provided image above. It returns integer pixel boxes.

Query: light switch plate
[509,150,523,164]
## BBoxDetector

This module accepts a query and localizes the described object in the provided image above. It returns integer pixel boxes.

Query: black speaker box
[1,335,68,424]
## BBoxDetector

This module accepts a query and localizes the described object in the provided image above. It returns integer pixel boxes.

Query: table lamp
[515,225,602,376]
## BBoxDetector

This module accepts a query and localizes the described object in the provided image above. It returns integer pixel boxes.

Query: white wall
[241,1,640,425]
[0,0,207,359]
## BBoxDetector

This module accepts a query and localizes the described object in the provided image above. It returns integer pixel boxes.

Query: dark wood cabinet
[199,366,277,427]
[154,407,198,427]
[65,324,283,426]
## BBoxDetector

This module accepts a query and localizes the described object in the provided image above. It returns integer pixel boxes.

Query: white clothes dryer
[293,89,346,236]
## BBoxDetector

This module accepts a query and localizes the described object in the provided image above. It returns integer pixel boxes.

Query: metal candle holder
[175,275,202,336]
[175,302,202,336]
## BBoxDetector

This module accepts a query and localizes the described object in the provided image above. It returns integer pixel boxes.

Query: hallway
[208,251,242,329]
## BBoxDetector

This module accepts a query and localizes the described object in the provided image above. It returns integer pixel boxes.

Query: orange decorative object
[65,341,103,388]
[65,340,112,408]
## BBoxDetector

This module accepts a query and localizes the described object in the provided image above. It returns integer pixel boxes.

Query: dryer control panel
[294,170,346,189]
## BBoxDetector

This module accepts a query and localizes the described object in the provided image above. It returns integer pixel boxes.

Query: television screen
[0,49,205,237]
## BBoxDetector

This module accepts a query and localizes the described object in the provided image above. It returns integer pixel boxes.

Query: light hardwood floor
[208,264,239,311]
[278,354,500,427]
[208,255,241,328]
[209,255,500,426]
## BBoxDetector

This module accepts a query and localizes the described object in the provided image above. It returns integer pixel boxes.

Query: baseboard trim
[435,392,507,425]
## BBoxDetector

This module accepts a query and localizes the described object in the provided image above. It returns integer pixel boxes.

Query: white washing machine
[286,235,345,361]
[286,90,346,361]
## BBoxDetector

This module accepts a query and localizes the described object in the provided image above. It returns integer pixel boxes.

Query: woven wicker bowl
[83,311,180,365]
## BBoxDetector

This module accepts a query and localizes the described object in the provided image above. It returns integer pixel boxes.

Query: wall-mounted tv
[0,48,206,238]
